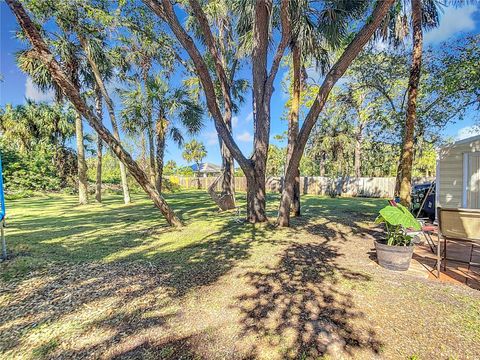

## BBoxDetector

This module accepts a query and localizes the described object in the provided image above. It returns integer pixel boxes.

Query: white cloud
[245,111,253,123]
[424,5,477,44]
[25,77,54,102]
[204,131,219,145]
[456,125,480,141]
[236,131,253,142]
[232,116,239,128]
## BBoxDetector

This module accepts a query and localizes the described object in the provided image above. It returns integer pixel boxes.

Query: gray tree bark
[75,111,88,205]
[95,86,103,203]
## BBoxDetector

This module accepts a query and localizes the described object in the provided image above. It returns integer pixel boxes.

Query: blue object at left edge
[0,154,5,221]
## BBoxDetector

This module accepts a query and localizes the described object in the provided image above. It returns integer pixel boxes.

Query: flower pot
[374,240,414,271]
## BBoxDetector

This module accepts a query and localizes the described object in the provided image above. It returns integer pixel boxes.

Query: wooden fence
[168,176,434,198]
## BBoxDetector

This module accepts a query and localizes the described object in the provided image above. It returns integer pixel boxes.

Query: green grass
[1,190,384,281]
[32,339,58,359]
[1,191,479,359]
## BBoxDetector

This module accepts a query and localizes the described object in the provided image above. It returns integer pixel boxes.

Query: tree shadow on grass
[3,192,234,267]
[0,217,271,358]
[235,240,383,359]
[1,192,386,358]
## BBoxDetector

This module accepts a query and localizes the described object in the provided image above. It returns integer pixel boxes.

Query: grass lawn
[0,191,479,359]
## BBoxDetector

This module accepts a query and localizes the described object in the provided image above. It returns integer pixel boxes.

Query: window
[463,153,480,209]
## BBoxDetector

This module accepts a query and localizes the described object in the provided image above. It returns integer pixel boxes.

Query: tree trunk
[354,126,362,196]
[354,129,362,179]
[246,168,267,223]
[77,33,131,205]
[220,140,236,205]
[140,131,147,172]
[399,0,423,207]
[75,111,88,205]
[319,153,325,177]
[7,0,183,226]
[276,0,396,227]
[155,115,167,194]
[146,0,274,223]
[147,124,156,186]
[95,87,103,203]
[394,157,402,197]
[217,20,236,210]
[286,44,301,216]
[107,103,131,205]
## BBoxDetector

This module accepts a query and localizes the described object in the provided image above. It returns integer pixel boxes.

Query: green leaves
[182,140,207,169]
[375,203,420,246]
[377,203,421,231]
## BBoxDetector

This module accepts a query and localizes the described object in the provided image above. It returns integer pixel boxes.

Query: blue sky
[1,3,479,166]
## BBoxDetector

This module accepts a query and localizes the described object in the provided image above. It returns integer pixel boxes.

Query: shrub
[0,141,69,193]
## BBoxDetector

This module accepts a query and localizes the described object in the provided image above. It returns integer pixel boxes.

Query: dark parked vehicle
[411,182,435,220]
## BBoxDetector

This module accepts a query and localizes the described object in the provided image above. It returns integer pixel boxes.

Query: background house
[190,162,222,177]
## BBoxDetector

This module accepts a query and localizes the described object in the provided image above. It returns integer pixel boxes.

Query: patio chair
[437,207,480,276]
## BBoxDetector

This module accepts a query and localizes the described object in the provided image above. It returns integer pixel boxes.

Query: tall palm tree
[16,36,90,205]
[7,0,183,226]
[399,0,424,206]
[148,76,203,193]
[119,25,174,188]
[77,32,132,205]
[120,76,203,194]
[93,85,103,202]
[186,0,249,209]
[285,0,369,215]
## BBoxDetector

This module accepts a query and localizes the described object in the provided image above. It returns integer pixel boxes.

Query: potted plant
[374,203,421,271]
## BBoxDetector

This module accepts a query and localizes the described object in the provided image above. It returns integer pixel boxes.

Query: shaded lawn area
[0,191,479,359]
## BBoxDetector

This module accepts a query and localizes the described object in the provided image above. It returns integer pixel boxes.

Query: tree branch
[295,0,396,161]
[6,0,183,226]
[142,0,251,173]
[188,0,231,99]
[265,0,290,100]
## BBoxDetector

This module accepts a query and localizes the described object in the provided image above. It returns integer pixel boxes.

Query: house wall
[438,137,480,208]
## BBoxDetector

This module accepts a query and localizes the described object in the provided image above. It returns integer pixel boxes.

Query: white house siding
[438,136,480,208]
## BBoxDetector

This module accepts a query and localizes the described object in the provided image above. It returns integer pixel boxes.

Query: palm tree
[186,0,249,209]
[147,76,203,193]
[119,25,173,188]
[16,36,89,205]
[285,0,369,216]
[7,0,183,226]
[77,32,132,205]
[182,140,207,180]
[398,0,424,206]
[120,76,203,194]
[379,0,467,205]
[0,101,75,152]
[93,85,103,202]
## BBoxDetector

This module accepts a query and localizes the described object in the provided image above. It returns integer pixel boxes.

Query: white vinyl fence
[168,176,434,198]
